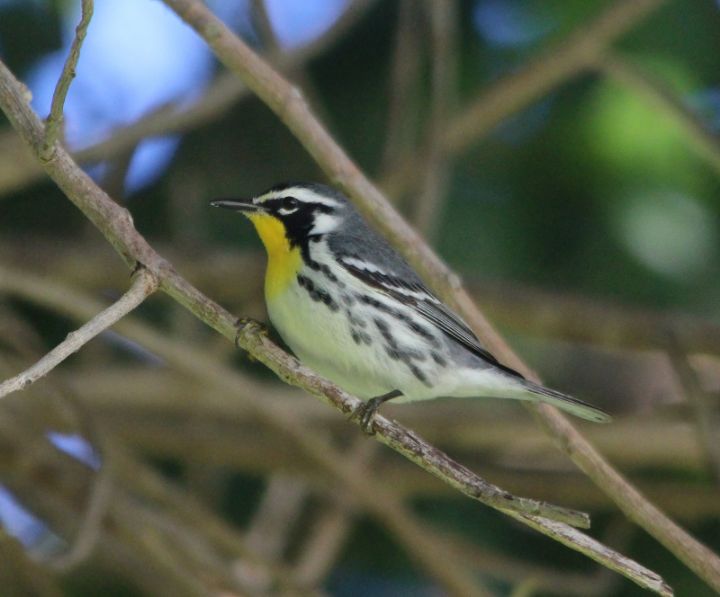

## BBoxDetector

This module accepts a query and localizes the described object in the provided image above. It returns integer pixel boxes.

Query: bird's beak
[210,199,263,214]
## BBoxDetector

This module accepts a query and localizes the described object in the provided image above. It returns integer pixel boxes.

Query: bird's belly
[267,281,443,400]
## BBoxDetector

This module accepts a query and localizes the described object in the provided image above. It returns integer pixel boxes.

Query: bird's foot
[351,390,403,435]
[234,317,269,352]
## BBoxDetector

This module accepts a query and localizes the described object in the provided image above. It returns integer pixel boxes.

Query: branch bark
[40,0,94,160]
[0,268,157,399]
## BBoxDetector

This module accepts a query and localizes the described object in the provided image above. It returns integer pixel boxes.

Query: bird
[211,182,610,432]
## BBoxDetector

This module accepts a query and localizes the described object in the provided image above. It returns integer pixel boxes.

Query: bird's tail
[516,379,611,423]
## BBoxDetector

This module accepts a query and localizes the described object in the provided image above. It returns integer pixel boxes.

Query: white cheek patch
[311,213,340,235]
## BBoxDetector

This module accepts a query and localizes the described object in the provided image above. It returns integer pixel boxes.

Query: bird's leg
[352,389,403,435]
[234,317,269,351]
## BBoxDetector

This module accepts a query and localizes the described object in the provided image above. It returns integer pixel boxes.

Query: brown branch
[156,0,718,593]
[0,265,670,594]
[41,0,94,161]
[0,268,157,399]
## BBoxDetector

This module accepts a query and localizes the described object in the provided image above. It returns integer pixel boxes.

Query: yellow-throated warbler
[212,183,610,430]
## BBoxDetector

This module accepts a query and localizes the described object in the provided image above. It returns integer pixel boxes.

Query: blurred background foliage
[1,0,719,596]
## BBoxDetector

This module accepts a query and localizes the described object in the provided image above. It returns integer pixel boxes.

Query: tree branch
[40,0,94,161]
[0,267,157,399]
[0,262,670,594]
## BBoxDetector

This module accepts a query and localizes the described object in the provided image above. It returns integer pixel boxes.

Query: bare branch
[41,0,94,161]
[0,265,673,595]
[0,268,157,399]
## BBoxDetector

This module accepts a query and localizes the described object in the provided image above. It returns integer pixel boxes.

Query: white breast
[265,240,454,401]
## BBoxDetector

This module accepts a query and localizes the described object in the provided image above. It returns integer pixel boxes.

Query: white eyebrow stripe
[256,187,340,207]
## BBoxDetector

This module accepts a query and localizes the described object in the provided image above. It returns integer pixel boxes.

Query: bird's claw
[351,397,383,436]
[234,317,269,351]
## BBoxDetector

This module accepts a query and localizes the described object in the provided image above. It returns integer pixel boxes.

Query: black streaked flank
[358,294,437,344]
[297,274,340,311]
[373,318,432,386]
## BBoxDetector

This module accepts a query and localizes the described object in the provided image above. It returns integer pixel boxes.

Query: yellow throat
[247,212,302,300]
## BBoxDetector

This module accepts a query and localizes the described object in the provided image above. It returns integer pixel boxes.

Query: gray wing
[330,227,524,378]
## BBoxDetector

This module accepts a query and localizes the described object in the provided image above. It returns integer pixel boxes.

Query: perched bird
[212,183,610,430]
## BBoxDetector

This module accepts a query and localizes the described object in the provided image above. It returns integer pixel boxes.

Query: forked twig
[0,268,158,399]
[41,0,94,161]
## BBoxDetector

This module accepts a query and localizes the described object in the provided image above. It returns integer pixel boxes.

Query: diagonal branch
[41,0,94,161]
[0,264,670,596]
[0,268,157,399]
[158,1,720,593]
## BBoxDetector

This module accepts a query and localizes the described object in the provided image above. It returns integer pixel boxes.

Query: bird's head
[211,182,348,254]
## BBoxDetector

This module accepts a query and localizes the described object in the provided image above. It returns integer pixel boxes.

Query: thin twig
[665,331,720,485]
[0,268,157,399]
[251,0,280,53]
[41,0,94,161]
